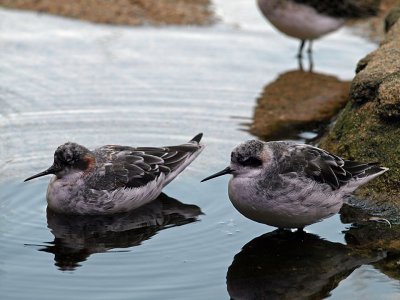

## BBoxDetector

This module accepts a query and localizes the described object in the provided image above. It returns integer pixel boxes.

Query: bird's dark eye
[240,157,262,167]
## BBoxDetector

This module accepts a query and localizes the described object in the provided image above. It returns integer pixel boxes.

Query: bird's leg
[297,40,305,71]
[297,40,305,59]
[307,40,313,54]
[307,41,314,72]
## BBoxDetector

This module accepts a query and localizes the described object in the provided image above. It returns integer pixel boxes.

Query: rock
[250,70,350,140]
[385,4,400,31]
[320,9,400,217]
[377,73,400,120]
[345,0,400,43]
[0,0,215,26]
[339,204,400,281]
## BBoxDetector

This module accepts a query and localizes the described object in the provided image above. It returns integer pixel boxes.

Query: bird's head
[201,140,272,182]
[24,142,95,181]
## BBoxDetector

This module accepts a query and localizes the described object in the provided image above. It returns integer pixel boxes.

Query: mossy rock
[320,15,400,217]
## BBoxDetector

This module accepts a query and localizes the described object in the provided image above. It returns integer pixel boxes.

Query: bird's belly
[259,1,344,40]
[46,176,164,215]
[228,178,343,228]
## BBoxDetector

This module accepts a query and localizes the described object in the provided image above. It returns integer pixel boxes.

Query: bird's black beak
[201,167,232,182]
[24,165,58,182]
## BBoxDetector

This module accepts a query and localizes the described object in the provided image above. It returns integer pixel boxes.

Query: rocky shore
[0,0,214,26]
[320,8,400,218]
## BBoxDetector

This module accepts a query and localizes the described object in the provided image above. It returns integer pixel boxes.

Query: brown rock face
[250,70,350,141]
[320,11,400,216]
[0,0,215,26]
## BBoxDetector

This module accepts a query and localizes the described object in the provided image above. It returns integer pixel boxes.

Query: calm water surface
[1,1,399,299]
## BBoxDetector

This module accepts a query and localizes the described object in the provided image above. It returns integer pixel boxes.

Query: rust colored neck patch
[83,154,96,175]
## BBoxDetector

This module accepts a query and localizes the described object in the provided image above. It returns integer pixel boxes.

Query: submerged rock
[250,70,350,141]
[320,10,400,217]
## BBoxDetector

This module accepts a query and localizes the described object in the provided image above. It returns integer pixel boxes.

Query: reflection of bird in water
[38,193,202,271]
[202,140,387,230]
[257,0,380,68]
[24,133,204,215]
[227,230,384,300]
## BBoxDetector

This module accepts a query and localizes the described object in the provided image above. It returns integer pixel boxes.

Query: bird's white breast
[46,173,166,215]
[228,175,343,228]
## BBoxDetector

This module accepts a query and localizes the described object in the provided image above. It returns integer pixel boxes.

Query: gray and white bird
[24,133,204,215]
[257,0,380,58]
[202,140,387,230]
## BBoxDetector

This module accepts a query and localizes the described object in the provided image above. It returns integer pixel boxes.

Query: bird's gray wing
[292,0,380,18]
[88,140,201,189]
[281,144,354,190]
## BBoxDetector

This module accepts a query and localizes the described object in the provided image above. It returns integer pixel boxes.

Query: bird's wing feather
[88,140,201,190]
[281,144,353,190]
[292,0,380,18]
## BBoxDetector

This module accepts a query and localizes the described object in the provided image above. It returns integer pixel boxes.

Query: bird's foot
[368,216,392,228]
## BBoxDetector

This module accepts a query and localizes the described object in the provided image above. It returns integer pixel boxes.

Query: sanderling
[257,0,379,59]
[25,133,204,215]
[202,140,388,230]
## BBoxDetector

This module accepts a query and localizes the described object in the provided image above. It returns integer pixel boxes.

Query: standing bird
[257,0,380,59]
[25,133,204,215]
[202,140,387,230]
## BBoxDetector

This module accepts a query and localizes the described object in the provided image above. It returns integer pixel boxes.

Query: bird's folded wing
[282,145,353,190]
[89,142,200,189]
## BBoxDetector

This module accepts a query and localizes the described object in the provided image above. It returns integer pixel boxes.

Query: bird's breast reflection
[39,193,202,271]
[227,230,384,300]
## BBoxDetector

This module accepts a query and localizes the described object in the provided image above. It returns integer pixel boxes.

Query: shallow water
[0,1,399,299]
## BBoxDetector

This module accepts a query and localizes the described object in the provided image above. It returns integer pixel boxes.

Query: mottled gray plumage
[292,0,380,18]
[25,133,204,215]
[257,0,380,60]
[202,140,388,229]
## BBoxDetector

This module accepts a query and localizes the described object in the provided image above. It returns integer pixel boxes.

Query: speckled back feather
[293,0,380,18]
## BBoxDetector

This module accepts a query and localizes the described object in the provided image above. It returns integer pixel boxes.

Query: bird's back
[88,134,204,191]
[270,141,388,193]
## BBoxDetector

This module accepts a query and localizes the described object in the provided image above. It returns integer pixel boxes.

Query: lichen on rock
[320,8,400,218]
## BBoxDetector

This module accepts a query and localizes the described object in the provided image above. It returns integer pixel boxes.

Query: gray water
[1,1,399,299]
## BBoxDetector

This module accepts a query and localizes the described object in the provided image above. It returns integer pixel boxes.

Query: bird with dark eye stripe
[202,140,388,230]
[24,134,204,215]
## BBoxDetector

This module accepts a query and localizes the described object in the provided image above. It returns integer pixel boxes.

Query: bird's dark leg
[297,40,305,71]
[307,40,314,72]
[307,40,313,54]
[297,40,305,59]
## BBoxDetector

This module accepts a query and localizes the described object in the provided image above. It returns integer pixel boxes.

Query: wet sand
[0,0,214,26]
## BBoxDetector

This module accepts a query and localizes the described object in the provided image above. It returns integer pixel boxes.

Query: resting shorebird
[257,0,380,58]
[25,133,204,215]
[202,140,387,230]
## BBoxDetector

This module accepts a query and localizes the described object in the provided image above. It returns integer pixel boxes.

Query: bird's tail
[190,133,203,144]
[345,163,388,193]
